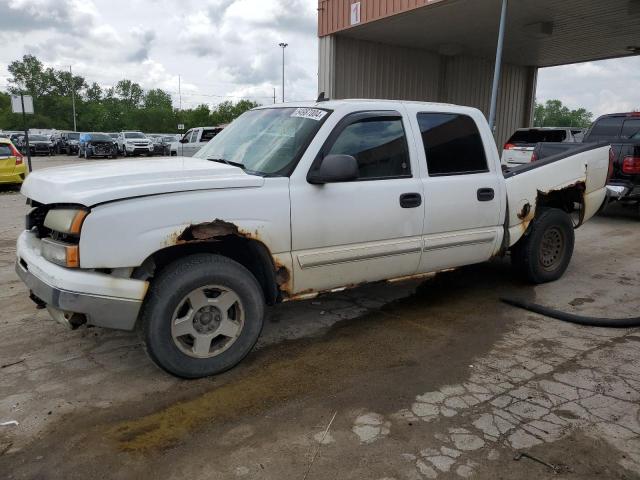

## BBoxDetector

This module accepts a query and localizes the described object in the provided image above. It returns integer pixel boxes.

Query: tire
[511,208,575,284]
[140,254,265,378]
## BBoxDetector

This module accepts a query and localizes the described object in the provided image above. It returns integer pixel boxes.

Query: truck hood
[21,157,264,206]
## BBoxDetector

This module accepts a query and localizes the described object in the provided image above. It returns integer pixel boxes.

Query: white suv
[117,131,154,157]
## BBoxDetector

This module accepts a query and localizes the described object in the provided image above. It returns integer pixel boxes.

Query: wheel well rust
[137,219,290,305]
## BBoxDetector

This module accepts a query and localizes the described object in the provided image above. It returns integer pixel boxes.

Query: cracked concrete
[0,156,639,479]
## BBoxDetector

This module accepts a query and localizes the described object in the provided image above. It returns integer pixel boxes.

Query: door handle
[477,188,495,202]
[400,192,422,208]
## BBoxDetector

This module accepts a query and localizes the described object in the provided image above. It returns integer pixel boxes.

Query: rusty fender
[169,219,292,298]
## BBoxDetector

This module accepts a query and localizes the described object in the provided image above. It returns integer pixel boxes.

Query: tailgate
[0,156,17,176]
[504,144,610,246]
[502,146,534,165]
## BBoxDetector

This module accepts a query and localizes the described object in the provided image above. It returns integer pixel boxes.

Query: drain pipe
[488,0,508,134]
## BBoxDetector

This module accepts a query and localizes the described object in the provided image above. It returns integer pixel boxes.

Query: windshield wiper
[207,158,246,170]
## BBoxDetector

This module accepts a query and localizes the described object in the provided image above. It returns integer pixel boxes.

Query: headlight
[41,238,79,268]
[43,208,88,235]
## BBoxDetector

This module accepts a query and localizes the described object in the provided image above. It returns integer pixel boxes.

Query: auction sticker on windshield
[291,108,328,121]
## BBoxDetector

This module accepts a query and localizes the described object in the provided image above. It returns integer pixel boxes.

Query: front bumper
[15,231,148,331]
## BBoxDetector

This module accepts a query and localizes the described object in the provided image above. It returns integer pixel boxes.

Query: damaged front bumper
[15,231,147,331]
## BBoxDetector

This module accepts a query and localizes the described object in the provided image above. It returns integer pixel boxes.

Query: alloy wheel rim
[170,285,244,359]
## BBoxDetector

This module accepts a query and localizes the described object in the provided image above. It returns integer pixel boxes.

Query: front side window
[326,116,410,180]
[417,113,488,176]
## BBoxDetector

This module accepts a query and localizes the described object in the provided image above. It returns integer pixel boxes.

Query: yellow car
[0,137,27,185]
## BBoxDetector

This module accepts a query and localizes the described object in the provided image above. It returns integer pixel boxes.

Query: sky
[0,0,639,118]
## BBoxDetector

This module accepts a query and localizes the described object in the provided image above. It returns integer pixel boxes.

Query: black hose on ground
[500,297,640,328]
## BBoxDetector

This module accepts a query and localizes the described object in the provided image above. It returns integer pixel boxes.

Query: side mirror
[180,137,189,144]
[307,154,359,184]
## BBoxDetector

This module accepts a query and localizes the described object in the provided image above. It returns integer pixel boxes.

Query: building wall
[318,0,444,37]
[319,35,537,146]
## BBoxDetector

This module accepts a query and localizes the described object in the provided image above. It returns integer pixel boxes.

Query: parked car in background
[59,132,81,155]
[148,135,174,156]
[531,113,640,206]
[117,131,154,157]
[501,127,584,166]
[106,133,119,153]
[79,133,117,159]
[170,126,225,157]
[26,134,54,156]
[0,137,26,184]
[16,100,611,378]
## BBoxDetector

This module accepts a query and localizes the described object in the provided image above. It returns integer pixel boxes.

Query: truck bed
[503,143,611,247]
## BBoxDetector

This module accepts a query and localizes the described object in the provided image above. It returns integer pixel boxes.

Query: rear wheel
[511,208,575,284]
[141,254,265,378]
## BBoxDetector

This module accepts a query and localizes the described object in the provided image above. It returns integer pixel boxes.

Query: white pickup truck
[170,126,224,157]
[16,100,611,378]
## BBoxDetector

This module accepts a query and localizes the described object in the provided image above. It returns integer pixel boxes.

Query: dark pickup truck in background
[533,113,640,206]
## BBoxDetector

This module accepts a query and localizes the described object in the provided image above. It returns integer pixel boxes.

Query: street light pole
[69,65,77,131]
[278,42,288,103]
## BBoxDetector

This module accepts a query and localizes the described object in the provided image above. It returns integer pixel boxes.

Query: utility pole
[69,66,77,131]
[278,42,288,103]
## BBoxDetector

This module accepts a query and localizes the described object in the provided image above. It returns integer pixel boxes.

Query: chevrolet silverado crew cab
[16,100,611,378]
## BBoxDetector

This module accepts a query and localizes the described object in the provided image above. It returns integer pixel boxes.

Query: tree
[0,54,260,133]
[533,100,593,128]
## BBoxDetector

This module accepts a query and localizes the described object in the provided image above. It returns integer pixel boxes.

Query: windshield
[108,133,118,139]
[30,135,49,141]
[162,136,175,142]
[194,107,330,175]
[125,132,145,139]
[89,133,112,141]
[68,133,80,140]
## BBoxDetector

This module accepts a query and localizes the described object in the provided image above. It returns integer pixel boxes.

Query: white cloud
[537,57,640,118]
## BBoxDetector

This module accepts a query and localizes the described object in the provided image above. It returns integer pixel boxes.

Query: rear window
[0,145,12,156]
[417,113,488,176]
[586,117,623,141]
[621,118,640,140]
[508,129,567,144]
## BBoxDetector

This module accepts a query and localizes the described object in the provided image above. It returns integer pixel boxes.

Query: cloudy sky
[0,0,639,117]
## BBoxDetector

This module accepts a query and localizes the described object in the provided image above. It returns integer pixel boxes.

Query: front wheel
[140,254,265,378]
[511,208,575,284]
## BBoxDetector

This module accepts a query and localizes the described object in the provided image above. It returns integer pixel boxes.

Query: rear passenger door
[405,109,505,273]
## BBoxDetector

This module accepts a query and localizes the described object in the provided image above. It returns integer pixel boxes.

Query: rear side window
[508,129,567,144]
[0,145,12,156]
[201,129,221,142]
[621,119,640,140]
[587,117,623,141]
[327,116,411,179]
[417,113,488,176]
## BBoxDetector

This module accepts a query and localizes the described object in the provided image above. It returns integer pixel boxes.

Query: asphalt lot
[1,155,639,479]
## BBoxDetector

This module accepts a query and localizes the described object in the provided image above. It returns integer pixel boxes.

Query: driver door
[289,110,425,294]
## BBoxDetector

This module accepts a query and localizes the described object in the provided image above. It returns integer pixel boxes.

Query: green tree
[1,54,260,134]
[533,99,593,128]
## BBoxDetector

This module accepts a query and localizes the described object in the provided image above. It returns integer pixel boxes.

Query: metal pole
[488,0,508,134]
[178,75,182,111]
[69,66,77,131]
[279,43,288,102]
[273,87,276,104]
[20,94,33,173]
